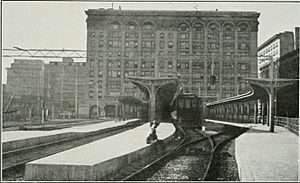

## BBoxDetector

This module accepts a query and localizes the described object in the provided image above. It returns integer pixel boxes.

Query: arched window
[238,23,249,32]
[193,23,204,31]
[208,22,220,32]
[223,23,234,32]
[110,21,121,30]
[143,22,155,30]
[126,22,137,30]
[179,22,189,31]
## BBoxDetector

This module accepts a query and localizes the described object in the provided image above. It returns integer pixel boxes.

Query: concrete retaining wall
[24,124,177,181]
[3,132,80,153]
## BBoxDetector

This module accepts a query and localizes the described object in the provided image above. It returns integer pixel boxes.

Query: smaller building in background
[258,31,294,78]
[277,49,299,117]
[6,59,44,98]
[44,58,88,119]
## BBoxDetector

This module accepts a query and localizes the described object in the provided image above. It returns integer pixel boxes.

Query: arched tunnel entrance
[128,76,179,122]
[156,82,178,121]
[104,105,116,118]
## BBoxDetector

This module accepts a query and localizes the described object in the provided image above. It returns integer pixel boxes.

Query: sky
[2,1,300,84]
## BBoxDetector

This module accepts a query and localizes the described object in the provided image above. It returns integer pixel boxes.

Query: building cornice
[85,9,260,19]
[258,31,294,51]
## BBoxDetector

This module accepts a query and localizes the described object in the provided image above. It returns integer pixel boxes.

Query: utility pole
[75,65,78,119]
[96,79,99,118]
[61,65,64,109]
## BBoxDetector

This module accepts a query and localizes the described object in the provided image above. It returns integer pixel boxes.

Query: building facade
[44,58,88,119]
[276,49,299,118]
[85,9,260,116]
[6,59,44,98]
[258,31,294,78]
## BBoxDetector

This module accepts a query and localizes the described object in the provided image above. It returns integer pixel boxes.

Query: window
[99,32,104,37]
[185,62,189,69]
[127,22,137,30]
[240,63,249,70]
[142,41,154,48]
[239,43,248,50]
[89,91,94,98]
[160,41,165,48]
[90,70,94,77]
[223,24,234,32]
[179,42,189,49]
[108,31,121,38]
[179,51,188,57]
[111,22,121,29]
[193,24,204,31]
[98,40,104,48]
[159,60,164,68]
[240,82,246,90]
[223,33,234,40]
[98,71,103,77]
[108,40,121,48]
[168,61,173,69]
[238,24,249,32]
[168,41,174,49]
[160,33,165,38]
[143,32,154,38]
[168,33,174,39]
[194,32,204,39]
[209,43,219,49]
[208,23,219,32]
[179,23,189,31]
[143,22,155,30]
[126,41,138,48]
[89,80,94,88]
[98,60,103,67]
[179,33,189,39]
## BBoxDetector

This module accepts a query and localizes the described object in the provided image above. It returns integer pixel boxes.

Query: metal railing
[274,116,299,135]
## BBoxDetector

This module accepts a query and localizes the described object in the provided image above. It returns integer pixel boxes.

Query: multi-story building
[44,58,88,119]
[258,31,294,78]
[85,8,260,116]
[277,49,299,117]
[6,59,44,98]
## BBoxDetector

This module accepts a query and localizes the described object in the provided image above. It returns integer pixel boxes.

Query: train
[146,86,204,143]
[171,88,204,128]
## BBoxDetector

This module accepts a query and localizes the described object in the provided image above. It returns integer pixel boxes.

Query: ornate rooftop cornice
[85,8,260,19]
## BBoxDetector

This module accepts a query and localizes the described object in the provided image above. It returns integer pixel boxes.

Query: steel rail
[122,126,245,181]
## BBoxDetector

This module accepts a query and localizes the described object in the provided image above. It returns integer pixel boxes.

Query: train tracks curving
[2,120,143,181]
[120,125,247,181]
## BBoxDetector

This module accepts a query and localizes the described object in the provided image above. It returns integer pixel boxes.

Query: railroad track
[119,125,247,181]
[2,120,143,181]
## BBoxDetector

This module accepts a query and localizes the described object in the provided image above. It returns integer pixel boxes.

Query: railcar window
[193,100,198,108]
[178,99,184,109]
[185,99,191,109]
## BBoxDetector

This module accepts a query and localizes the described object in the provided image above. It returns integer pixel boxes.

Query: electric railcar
[171,93,204,128]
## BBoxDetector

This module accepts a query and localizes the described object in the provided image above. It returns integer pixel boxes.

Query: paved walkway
[3,119,138,142]
[206,119,299,181]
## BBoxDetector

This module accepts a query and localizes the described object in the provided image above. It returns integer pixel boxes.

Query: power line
[3,47,271,59]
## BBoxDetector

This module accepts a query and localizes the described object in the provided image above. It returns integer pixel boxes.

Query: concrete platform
[206,119,298,181]
[24,122,176,181]
[2,119,139,152]
[235,124,298,181]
